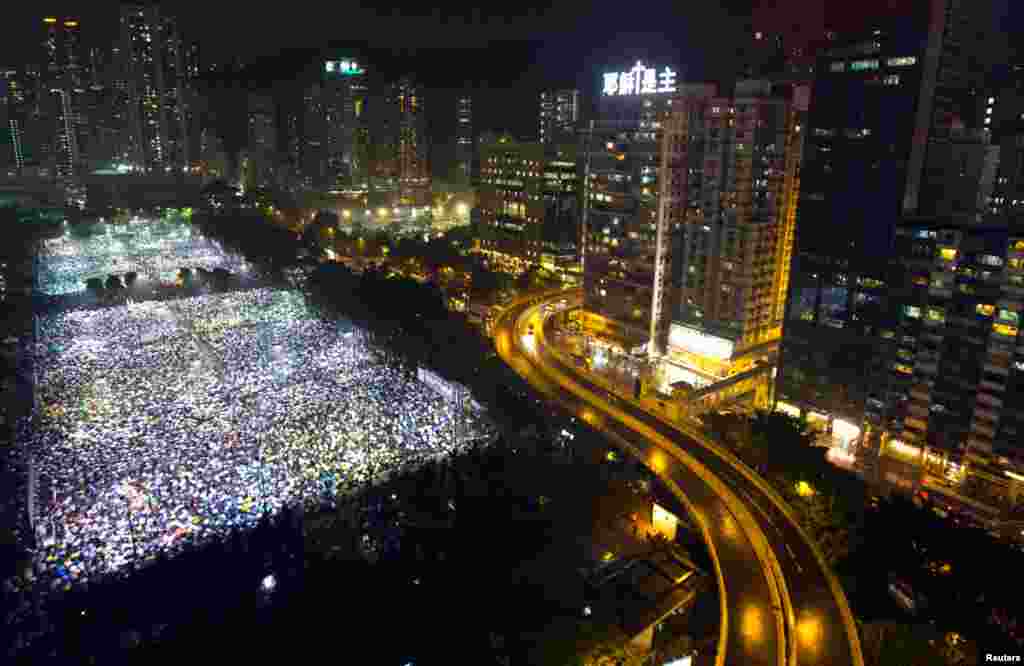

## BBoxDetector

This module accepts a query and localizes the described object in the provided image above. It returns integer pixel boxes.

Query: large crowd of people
[37,220,251,295]
[20,233,495,593]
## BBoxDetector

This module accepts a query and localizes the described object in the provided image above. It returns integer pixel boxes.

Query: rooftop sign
[325,60,364,76]
[603,62,677,96]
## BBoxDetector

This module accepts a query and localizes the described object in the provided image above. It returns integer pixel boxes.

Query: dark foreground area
[4,432,717,665]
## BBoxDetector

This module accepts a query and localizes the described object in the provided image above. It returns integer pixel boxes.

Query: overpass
[493,288,864,666]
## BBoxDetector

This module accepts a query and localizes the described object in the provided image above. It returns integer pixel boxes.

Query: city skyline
[3,2,1024,664]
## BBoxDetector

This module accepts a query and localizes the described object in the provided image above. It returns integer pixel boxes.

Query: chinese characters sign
[603,62,677,96]
[325,60,364,76]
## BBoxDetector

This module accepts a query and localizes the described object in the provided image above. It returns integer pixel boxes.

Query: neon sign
[602,62,677,96]
[325,60,364,76]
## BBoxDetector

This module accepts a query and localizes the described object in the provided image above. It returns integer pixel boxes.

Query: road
[494,290,863,666]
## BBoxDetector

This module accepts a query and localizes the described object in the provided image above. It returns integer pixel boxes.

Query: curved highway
[495,291,787,666]
[493,289,863,666]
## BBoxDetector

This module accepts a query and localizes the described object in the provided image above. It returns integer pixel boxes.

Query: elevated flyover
[493,289,864,666]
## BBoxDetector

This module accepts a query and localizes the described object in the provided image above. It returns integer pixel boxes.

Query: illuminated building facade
[244,94,278,190]
[41,17,83,178]
[119,4,194,173]
[393,77,429,206]
[580,61,700,349]
[538,89,578,144]
[850,77,1024,504]
[478,136,578,273]
[322,58,368,189]
[51,87,77,179]
[198,126,227,182]
[1,73,19,174]
[455,96,473,185]
[877,220,1024,486]
[652,80,806,390]
[779,0,1005,428]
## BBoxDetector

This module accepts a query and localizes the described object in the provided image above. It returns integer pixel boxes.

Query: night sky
[4,1,1019,162]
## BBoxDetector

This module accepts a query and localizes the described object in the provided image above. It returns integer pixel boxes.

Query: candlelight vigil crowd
[16,226,495,594]
[36,219,250,296]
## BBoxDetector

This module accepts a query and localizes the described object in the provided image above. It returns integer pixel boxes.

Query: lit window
[979,254,1004,267]
[884,74,900,85]
[893,363,913,375]
[926,308,945,323]
[829,61,845,72]
[976,303,995,316]
[998,309,1020,326]
[993,323,1018,338]
[939,248,957,261]
[886,56,917,67]
[904,305,921,319]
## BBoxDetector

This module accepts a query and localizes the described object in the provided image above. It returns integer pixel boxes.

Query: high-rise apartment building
[323,57,367,189]
[539,89,579,144]
[243,93,278,190]
[41,17,84,179]
[651,81,806,394]
[293,58,368,191]
[849,71,1024,506]
[42,17,82,87]
[777,0,1008,456]
[393,77,429,206]
[455,96,473,185]
[51,87,77,179]
[579,61,692,349]
[478,135,578,272]
[198,125,228,182]
[119,3,193,173]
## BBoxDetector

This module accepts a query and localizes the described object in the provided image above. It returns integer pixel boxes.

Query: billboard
[668,323,734,360]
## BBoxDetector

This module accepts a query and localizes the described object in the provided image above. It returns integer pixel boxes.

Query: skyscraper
[323,57,367,189]
[777,0,1008,453]
[455,96,473,185]
[579,61,690,350]
[41,17,83,179]
[119,3,192,173]
[42,17,82,87]
[650,81,806,399]
[393,77,429,206]
[244,93,278,190]
[539,89,579,144]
